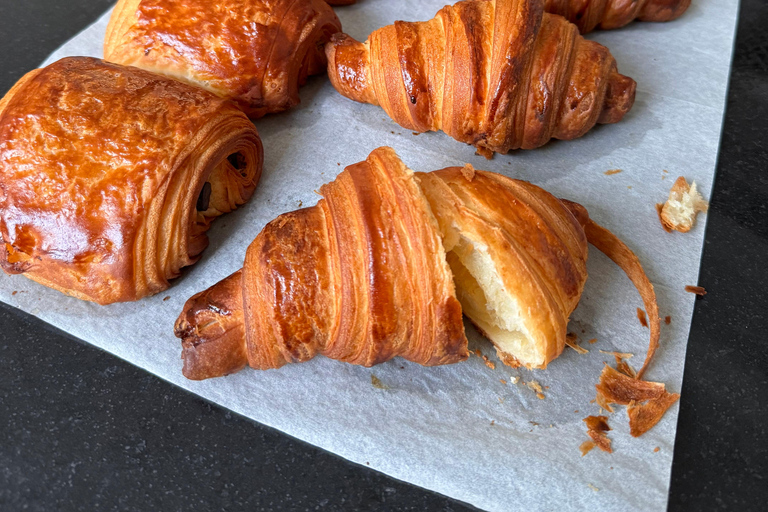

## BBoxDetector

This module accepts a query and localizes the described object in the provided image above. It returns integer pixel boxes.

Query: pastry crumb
[370,374,389,390]
[654,446,660,453]
[658,176,709,233]
[637,308,648,328]
[588,338,598,344]
[588,484,600,492]
[580,441,596,456]
[163,296,171,301]
[499,379,507,385]
[664,316,671,325]
[511,376,520,384]
[604,169,622,175]
[482,355,496,370]
[685,285,707,296]
[565,332,589,354]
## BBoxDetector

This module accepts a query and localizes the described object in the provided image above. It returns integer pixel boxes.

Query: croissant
[174,147,659,381]
[323,0,690,33]
[0,57,263,305]
[543,0,692,33]
[104,0,342,118]
[325,0,636,158]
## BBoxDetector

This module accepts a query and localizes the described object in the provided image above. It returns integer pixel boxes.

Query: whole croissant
[104,0,342,118]
[325,0,636,158]
[0,57,263,304]
[323,0,691,33]
[175,147,659,381]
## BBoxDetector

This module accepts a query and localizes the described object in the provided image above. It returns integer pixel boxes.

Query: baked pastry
[175,147,659,380]
[325,0,636,158]
[104,0,342,118]
[544,0,692,33]
[0,57,263,305]
[324,0,691,33]
[657,176,708,233]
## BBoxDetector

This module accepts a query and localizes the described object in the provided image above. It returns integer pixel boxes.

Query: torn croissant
[104,0,342,118]
[175,147,659,380]
[325,0,691,33]
[657,176,709,233]
[325,0,636,157]
[0,57,263,304]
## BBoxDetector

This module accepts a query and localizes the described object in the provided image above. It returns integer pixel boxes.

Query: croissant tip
[598,72,637,125]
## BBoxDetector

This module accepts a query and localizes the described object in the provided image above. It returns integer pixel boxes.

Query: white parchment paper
[1,1,738,510]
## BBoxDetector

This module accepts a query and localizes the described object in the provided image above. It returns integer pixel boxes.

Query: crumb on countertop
[370,374,389,390]
[685,285,707,296]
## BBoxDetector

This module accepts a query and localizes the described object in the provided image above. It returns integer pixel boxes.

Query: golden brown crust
[628,391,680,437]
[175,147,659,380]
[175,271,248,380]
[105,0,342,118]
[176,147,468,375]
[417,168,590,368]
[325,0,635,156]
[325,0,691,33]
[0,57,262,304]
[544,0,691,33]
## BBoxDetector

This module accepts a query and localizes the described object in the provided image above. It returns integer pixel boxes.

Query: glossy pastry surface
[175,148,659,380]
[105,0,342,118]
[325,0,636,157]
[0,57,263,304]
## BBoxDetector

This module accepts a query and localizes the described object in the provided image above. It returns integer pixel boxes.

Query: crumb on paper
[604,169,622,175]
[685,285,707,296]
[657,176,709,233]
[530,421,540,426]
[473,349,483,358]
[490,420,495,425]
[665,316,672,325]
[663,169,669,174]
[499,379,507,385]
[599,350,634,360]
[594,365,680,437]
[588,484,600,492]
[580,441,596,456]
[163,296,171,301]
[412,132,420,136]
[482,355,496,370]
[461,163,476,182]
[511,376,520,385]
[527,380,543,394]
[615,355,637,378]
[536,393,545,400]
[12,291,17,296]
[628,392,680,437]
[583,415,613,454]
[637,308,648,328]
[565,332,588,354]
[298,200,303,208]
[370,374,389,390]
[627,186,633,190]
[588,338,598,344]
[654,446,661,453]
[498,397,505,404]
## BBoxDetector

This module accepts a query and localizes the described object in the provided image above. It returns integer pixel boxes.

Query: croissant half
[324,0,691,33]
[105,0,342,118]
[175,147,659,381]
[326,0,636,158]
[0,57,263,305]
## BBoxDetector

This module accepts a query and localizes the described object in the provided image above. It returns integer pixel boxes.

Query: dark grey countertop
[1,1,766,510]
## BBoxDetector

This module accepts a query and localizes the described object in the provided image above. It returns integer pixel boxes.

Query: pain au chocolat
[104,0,343,118]
[0,57,263,305]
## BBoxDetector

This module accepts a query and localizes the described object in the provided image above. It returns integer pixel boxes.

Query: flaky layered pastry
[104,0,342,118]
[324,0,691,33]
[544,0,691,33]
[175,147,659,381]
[0,57,263,305]
[325,0,636,158]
